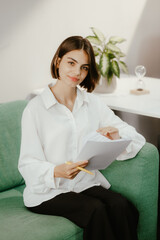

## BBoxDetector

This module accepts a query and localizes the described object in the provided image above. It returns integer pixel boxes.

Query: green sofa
[0,100,159,240]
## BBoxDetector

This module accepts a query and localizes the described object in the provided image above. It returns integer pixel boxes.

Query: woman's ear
[56,57,61,68]
[53,55,61,68]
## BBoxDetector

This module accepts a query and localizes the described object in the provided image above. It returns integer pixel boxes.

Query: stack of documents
[76,132,131,170]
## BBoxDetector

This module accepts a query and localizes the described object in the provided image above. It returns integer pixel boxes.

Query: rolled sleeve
[99,100,146,160]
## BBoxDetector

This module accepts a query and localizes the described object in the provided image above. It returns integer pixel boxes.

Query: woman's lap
[27,186,138,228]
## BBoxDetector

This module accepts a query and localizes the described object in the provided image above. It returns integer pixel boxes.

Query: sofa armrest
[100,142,159,240]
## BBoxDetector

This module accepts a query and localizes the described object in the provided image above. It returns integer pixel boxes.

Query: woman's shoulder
[82,89,105,106]
[23,95,43,115]
[82,89,112,115]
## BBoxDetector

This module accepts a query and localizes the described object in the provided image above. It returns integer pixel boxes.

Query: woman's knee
[109,192,130,210]
[89,198,106,214]
[109,193,139,218]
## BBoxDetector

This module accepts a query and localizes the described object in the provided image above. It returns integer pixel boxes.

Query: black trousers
[27,186,139,240]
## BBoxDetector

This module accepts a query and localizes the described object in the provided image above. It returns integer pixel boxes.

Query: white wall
[0,0,159,102]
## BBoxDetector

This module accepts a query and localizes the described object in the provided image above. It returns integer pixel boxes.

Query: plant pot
[94,76,117,93]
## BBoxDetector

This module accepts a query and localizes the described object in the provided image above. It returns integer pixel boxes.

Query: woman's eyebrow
[67,57,89,66]
[67,57,78,63]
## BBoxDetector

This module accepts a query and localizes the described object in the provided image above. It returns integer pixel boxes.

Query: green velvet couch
[0,100,159,240]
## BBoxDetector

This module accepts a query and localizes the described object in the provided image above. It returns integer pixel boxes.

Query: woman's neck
[50,81,77,111]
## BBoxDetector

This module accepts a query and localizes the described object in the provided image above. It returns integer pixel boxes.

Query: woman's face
[57,49,89,87]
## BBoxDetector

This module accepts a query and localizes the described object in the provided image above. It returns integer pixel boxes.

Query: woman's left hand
[97,126,120,140]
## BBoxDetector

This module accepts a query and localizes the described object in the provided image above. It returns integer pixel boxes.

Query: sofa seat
[0,185,83,240]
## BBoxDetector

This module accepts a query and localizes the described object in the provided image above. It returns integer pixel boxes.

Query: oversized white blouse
[18,83,145,207]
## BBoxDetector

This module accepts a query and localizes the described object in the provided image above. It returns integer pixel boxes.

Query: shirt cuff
[44,164,60,189]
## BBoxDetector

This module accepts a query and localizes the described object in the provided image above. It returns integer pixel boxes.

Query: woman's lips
[68,76,79,82]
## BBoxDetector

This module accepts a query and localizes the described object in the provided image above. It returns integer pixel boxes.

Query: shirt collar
[40,83,57,109]
[40,82,89,110]
[77,87,89,104]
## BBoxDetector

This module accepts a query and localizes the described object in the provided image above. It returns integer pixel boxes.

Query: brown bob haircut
[50,36,100,92]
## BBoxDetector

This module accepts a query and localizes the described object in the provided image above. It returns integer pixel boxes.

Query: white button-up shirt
[18,83,145,207]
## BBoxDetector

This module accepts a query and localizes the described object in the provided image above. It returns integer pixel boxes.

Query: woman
[18,36,145,240]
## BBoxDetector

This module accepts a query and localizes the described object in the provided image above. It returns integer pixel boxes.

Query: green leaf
[108,53,116,59]
[109,36,126,43]
[119,61,128,73]
[106,43,121,53]
[107,70,113,84]
[91,27,105,42]
[111,60,120,78]
[115,52,126,58]
[99,53,110,76]
[92,46,101,56]
[96,62,100,71]
[86,36,102,46]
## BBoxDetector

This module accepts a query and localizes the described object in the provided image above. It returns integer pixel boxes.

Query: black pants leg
[27,186,139,240]
[82,186,139,240]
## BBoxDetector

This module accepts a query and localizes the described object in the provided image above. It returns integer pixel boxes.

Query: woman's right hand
[54,160,88,179]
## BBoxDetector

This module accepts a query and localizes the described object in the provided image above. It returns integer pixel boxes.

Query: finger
[108,129,118,134]
[77,160,88,164]
[79,163,88,168]
[65,161,77,170]
[99,131,114,139]
[97,128,113,136]
[70,171,79,179]
[96,127,105,132]
[96,128,103,132]
[97,127,114,132]
[65,162,88,175]
[106,133,113,139]
[97,129,105,135]
[75,161,88,167]
[109,132,120,140]
[106,126,118,132]
[100,131,111,136]
[104,128,118,136]
[66,168,79,178]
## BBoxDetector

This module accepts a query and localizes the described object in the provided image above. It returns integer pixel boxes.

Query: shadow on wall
[0,0,43,47]
[126,0,160,78]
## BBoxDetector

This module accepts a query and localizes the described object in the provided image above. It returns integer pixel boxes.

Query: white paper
[76,132,131,170]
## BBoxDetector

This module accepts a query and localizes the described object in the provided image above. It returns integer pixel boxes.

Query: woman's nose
[74,67,81,76]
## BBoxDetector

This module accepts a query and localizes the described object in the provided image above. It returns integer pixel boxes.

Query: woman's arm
[18,107,58,193]
[98,100,145,160]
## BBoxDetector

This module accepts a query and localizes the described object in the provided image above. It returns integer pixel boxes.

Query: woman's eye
[68,61,74,66]
[82,66,89,71]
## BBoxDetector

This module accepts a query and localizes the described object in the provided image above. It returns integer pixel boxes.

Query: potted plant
[86,27,128,92]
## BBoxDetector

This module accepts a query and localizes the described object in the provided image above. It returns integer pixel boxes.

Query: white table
[94,76,160,119]
[94,75,160,149]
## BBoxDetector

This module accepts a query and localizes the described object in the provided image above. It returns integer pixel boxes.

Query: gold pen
[65,161,94,175]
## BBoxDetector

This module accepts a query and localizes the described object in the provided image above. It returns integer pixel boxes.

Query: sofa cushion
[0,185,83,240]
[0,101,28,191]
